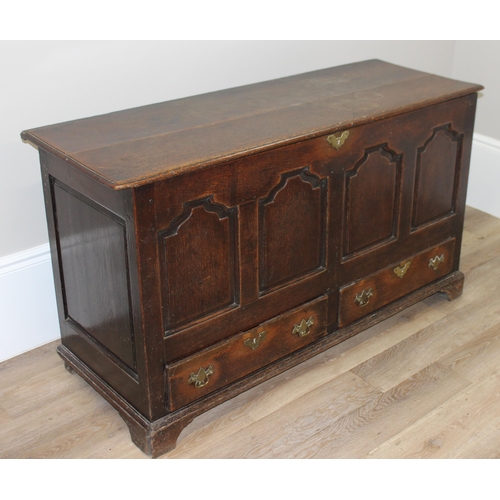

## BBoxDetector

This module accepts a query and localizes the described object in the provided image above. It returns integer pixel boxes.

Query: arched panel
[412,124,463,229]
[160,197,238,333]
[259,168,327,293]
[344,144,402,257]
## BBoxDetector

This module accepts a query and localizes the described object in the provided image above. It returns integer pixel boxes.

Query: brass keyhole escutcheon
[292,316,314,338]
[244,331,266,350]
[394,261,411,279]
[188,365,214,389]
[327,130,349,150]
[429,254,445,271]
[354,288,373,307]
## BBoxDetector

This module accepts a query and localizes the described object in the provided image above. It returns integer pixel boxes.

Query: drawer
[339,239,455,327]
[166,296,328,411]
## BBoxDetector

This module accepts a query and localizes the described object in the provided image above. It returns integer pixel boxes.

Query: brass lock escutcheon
[292,316,314,338]
[244,331,266,351]
[394,261,411,279]
[429,254,445,271]
[327,130,349,150]
[188,365,214,389]
[354,288,373,307]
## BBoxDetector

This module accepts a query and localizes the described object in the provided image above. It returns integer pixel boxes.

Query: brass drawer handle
[244,331,266,350]
[429,254,445,271]
[292,316,314,338]
[354,288,373,307]
[188,365,214,389]
[394,261,411,279]
[327,130,349,150]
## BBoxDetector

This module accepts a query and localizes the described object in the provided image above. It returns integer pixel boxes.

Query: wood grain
[2,205,498,459]
[21,60,482,189]
[367,369,500,459]
[178,371,382,459]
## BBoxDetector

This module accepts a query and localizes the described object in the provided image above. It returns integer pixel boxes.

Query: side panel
[53,182,136,372]
[40,151,153,419]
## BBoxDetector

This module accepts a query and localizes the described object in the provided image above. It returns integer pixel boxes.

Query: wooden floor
[2,206,500,459]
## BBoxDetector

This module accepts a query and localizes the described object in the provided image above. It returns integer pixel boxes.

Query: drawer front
[339,239,455,327]
[166,296,328,411]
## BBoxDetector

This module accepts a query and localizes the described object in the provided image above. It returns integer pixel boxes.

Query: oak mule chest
[22,60,483,457]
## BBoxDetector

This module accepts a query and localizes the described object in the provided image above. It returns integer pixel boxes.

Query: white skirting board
[0,244,59,362]
[1,133,499,362]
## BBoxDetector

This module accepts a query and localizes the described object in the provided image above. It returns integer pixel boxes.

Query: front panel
[337,95,475,288]
[412,124,463,230]
[155,139,335,362]
[343,145,402,256]
[258,168,327,294]
[160,197,239,334]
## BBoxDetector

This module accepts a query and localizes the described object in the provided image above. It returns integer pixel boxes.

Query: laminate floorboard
[1,206,499,459]
[367,369,500,459]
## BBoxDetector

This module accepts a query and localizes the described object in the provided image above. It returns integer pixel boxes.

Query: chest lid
[21,59,482,190]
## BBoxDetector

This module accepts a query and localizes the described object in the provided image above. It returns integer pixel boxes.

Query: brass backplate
[394,261,411,279]
[327,130,349,150]
[188,365,214,388]
[244,331,266,350]
[354,288,373,307]
[292,316,314,338]
[429,254,445,271]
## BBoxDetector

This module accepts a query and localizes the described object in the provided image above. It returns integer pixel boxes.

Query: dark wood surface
[22,60,482,456]
[412,125,462,229]
[52,181,137,372]
[156,137,333,361]
[160,197,239,333]
[337,94,477,285]
[21,60,482,189]
[259,169,327,293]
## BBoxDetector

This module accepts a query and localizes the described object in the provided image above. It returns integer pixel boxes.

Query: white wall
[1,40,498,361]
[0,246,59,362]
[451,41,500,219]
[452,41,500,141]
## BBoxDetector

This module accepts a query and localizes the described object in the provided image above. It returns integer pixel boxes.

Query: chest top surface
[21,59,482,190]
